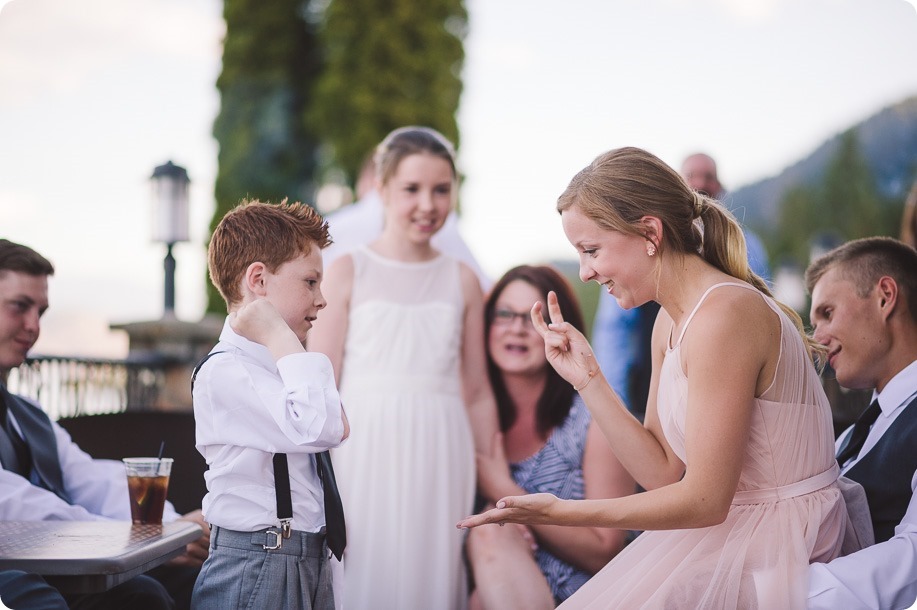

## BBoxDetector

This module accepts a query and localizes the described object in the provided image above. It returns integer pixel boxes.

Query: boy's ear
[243,262,269,298]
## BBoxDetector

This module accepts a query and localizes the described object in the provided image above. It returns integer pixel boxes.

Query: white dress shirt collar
[837,358,917,473]
[218,317,277,373]
[873,358,917,416]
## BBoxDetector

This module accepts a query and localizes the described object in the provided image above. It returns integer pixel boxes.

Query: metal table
[0,521,202,594]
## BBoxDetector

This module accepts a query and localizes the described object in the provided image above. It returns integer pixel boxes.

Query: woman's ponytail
[698,199,824,359]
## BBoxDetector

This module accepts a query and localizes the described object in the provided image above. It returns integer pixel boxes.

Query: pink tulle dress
[560,283,848,609]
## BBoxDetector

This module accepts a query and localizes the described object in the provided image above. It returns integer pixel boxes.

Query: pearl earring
[646,243,657,257]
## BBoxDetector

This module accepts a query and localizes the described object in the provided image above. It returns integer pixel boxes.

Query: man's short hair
[805,236,917,321]
[0,239,54,277]
[208,200,331,308]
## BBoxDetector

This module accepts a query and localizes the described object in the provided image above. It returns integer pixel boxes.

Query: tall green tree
[207,0,323,312]
[769,184,822,265]
[310,0,467,184]
[768,129,899,268]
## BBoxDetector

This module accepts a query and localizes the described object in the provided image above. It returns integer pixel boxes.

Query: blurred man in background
[681,152,771,281]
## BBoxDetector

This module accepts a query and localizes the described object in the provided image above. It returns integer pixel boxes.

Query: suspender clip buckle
[280,519,292,539]
[263,529,283,550]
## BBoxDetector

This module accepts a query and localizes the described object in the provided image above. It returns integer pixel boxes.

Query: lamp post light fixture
[150,160,190,318]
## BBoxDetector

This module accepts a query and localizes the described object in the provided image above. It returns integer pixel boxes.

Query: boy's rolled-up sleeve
[275,352,345,449]
[197,348,345,454]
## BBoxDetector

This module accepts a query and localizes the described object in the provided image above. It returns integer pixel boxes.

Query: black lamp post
[150,161,190,318]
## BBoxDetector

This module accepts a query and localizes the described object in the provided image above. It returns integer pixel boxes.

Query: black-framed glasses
[493,308,542,328]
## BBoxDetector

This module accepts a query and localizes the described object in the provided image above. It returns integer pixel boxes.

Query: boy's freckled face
[262,245,327,342]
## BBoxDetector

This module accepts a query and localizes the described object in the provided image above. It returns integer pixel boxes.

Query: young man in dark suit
[806,236,917,609]
[0,239,208,609]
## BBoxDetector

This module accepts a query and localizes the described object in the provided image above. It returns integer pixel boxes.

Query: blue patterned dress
[510,396,591,603]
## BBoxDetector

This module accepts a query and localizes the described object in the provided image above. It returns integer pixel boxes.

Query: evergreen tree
[819,130,885,240]
[207,0,322,312]
[768,129,898,268]
[310,0,467,184]
[770,184,821,265]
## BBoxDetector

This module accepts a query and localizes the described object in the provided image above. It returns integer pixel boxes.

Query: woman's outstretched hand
[456,493,562,529]
[531,291,599,389]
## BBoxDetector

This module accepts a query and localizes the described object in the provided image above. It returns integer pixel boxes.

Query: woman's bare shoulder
[689,286,778,351]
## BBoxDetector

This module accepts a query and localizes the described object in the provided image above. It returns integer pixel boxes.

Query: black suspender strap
[192,351,293,537]
[273,453,294,538]
[190,351,226,392]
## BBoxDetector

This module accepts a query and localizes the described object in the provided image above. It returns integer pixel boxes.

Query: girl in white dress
[310,126,500,610]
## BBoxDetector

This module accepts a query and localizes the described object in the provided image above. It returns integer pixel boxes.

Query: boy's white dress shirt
[807,359,917,610]
[193,318,345,533]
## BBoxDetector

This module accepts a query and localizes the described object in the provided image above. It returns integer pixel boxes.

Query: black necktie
[0,390,33,478]
[836,399,882,466]
[316,450,346,561]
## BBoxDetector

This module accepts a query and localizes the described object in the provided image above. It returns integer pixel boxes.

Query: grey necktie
[0,390,32,477]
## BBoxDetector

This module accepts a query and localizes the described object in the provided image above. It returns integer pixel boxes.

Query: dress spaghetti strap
[673,282,759,347]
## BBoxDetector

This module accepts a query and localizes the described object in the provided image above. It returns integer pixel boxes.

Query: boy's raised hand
[230,298,304,360]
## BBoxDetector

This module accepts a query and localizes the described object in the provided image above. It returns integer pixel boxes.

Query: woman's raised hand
[531,291,599,390]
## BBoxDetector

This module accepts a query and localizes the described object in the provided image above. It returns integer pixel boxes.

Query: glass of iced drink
[122,457,173,525]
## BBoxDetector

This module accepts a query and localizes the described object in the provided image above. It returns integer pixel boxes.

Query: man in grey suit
[0,238,208,609]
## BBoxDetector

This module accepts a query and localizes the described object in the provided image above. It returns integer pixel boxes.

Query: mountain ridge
[731,95,917,228]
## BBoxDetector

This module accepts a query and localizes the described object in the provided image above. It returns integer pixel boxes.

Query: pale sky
[1,0,916,357]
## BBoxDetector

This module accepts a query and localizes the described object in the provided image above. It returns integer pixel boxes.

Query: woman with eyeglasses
[467,265,634,609]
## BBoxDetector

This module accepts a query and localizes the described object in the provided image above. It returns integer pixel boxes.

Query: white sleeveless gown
[333,246,474,610]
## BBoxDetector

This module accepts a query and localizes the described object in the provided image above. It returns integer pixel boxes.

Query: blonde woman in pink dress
[458,147,857,609]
